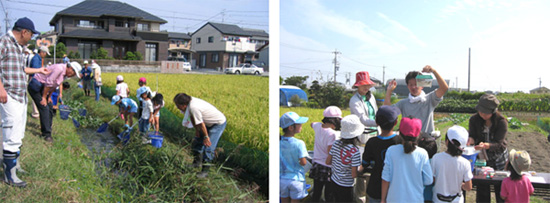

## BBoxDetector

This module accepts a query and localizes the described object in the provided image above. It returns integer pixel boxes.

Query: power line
[340,55,383,67]
[281,42,331,53]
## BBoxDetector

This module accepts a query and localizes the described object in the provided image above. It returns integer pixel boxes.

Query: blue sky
[280,0,550,92]
[0,0,268,34]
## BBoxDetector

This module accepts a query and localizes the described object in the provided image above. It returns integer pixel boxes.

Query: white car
[225,63,264,75]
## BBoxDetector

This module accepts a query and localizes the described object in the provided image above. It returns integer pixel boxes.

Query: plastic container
[461,147,480,172]
[59,105,71,120]
[78,108,87,116]
[149,134,163,148]
[416,75,434,87]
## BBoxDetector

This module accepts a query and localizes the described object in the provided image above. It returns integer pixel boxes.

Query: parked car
[167,56,191,71]
[225,63,264,75]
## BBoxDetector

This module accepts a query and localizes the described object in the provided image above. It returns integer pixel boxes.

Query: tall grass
[102,73,269,152]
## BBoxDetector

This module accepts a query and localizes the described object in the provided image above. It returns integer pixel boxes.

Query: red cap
[399,117,422,137]
[139,77,146,83]
[353,71,375,87]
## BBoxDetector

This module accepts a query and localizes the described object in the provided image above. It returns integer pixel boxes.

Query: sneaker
[44,136,53,143]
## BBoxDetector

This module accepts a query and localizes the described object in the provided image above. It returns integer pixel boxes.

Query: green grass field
[102,73,269,152]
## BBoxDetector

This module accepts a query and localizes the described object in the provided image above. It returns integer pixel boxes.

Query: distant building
[49,0,168,61]
[530,87,550,94]
[167,32,192,61]
[36,30,57,48]
[191,22,269,70]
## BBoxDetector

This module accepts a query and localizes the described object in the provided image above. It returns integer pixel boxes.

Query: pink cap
[139,77,146,83]
[116,75,123,81]
[399,117,422,137]
[323,106,342,118]
[353,71,375,87]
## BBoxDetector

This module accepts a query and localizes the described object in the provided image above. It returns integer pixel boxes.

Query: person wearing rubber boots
[174,93,226,178]
[349,71,380,202]
[0,17,51,187]
[28,61,80,143]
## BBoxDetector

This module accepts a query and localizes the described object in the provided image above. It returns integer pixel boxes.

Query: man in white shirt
[174,93,227,178]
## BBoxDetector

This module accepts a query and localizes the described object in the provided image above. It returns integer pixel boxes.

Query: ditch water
[79,128,118,169]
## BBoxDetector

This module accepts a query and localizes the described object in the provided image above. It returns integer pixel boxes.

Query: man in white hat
[28,61,80,143]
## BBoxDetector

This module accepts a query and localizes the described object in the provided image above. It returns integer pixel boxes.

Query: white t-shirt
[431,152,473,203]
[141,99,153,120]
[312,122,337,167]
[116,82,129,98]
[188,97,226,127]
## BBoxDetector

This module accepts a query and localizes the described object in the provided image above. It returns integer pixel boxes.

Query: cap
[446,125,468,149]
[139,77,147,83]
[399,117,422,137]
[340,114,365,139]
[376,105,401,125]
[476,94,499,114]
[69,62,81,78]
[14,17,39,34]
[39,46,50,56]
[111,95,121,105]
[83,60,89,64]
[353,71,375,87]
[280,112,308,129]
[323,106,342,118]
[508,149,531,173]
[116,75,124,81]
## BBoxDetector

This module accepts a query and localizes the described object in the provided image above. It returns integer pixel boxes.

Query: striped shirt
[0,31,27,103]
[329,140,361,187]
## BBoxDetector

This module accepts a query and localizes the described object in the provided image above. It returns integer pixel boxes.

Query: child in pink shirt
[500,149,534,203]
[309,106,342,202]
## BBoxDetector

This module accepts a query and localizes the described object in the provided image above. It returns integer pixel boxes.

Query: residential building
[167,32,193,62]
[191,22,269,70]
[49,0,168,61]
[530,87,550,94]
[36,30,58,48]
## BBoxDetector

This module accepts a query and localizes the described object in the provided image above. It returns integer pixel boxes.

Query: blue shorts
[280,179,307,200]
[129,106,138,113]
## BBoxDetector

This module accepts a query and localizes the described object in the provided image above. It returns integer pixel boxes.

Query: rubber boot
[197,164,210,178]
[191,152,203,168]
[15,152,26,174]
[3,154,27,187]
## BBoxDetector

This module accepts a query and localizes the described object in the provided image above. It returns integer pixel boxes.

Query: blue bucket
[149,134,163,148]
[78,108,87,116]
[59,105,71,120]
[461,153,478,172]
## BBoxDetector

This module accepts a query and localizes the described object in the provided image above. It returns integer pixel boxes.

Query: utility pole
[382,65,386,86]
[345,72,351,86]
[456,77,458,89]
[468,48,471,92]
[332,49,341,83]
[4,11,9,34]
[221,9,226,23]
[539,77,542,89]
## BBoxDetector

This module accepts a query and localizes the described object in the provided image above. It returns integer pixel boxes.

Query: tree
[68,51,80,59]
[27,40,36,51]
[279,76,283,85]
[124,51,137,60]
[283,76,308,90]
[50,42,67,59]
[134,51,142,60]
[289,95,305,107]
[90,47,113,59]
[316,81,347,108]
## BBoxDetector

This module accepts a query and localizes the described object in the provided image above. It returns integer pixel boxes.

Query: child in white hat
[309,106,342,202]
[500,149,534,203]
[431,125,473,203]
[326,114,364,202]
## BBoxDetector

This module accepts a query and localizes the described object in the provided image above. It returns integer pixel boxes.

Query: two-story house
[49,0,168,61]
[167,32,193,61]
[191,22,269,70]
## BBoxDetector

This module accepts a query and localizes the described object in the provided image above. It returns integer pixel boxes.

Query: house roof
[194,22,269,38]
[530,87,550,92]
[49,0,167,25]
[168,32,191,39]
[59,29,141,41]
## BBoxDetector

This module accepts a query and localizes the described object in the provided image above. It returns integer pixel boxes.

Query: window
[78,42,98,59]
[145,43,157,61]
[137,23,149,31]
[208,36,214,43]
[228,54,238,67]
[76,20,103,29]
[200,54,206,67]
[211,53,219,63]
[115,20,127,27]
[196,38,201,44]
